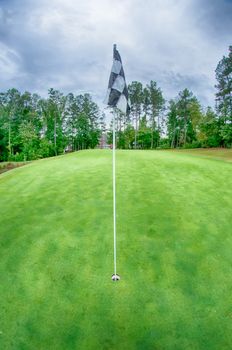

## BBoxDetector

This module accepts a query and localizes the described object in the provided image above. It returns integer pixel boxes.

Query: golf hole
[112,274,120,281]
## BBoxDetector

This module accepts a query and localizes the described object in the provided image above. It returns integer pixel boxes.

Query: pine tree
[215,46,232,147]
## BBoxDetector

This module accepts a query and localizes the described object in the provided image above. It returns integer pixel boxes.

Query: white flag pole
[113,108,117,277]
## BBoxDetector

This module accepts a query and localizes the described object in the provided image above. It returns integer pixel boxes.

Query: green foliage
[184,141,202,149]
[157,138,170,149]
[199,107,221,147]
[0,89,101,161]
[115,80,165,149]
[128,81,143,148]
[8,152,25,161]
[38,138,53,158]
[220,123,232,147]
[167,90,203,148]
[19,121,40,160]
[146,80,165,148]
[137,116,152,149]
[215,46,232,147]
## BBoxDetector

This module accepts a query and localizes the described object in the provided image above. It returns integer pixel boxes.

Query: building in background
[98,133,111,149]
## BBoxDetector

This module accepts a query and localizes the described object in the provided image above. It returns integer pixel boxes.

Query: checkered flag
[104,44,130,115]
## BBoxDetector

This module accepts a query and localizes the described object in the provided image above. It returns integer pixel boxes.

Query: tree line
[111,46,232,150]
[0,88,106,161]
[0,46,231,161]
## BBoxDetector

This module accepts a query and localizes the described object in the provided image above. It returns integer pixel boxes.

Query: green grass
[168,147,232,162]
[1,149,232,349]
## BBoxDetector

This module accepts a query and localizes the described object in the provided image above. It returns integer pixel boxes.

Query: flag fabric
[104,44,130,114]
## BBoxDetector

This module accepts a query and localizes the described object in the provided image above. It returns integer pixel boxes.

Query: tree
[188,97,203,144]
[75,94,100,150]
[19,121,39,160]
[0,88,102,161]
[146,81,165,148]
[47,88,67,156]
[137,116,152,149]
[128,81,143,149]
[176,89,193,147]
[167,99,178,148]
[199,107,221,147]
[167,89,203,148]
[215,46,232,147]
[0,89,22,159]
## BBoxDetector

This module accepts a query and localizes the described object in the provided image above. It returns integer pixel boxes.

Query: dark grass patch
[167,148,232,162]
[0,162,28,174]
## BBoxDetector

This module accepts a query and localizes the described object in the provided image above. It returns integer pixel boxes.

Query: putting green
[1,149,232,349]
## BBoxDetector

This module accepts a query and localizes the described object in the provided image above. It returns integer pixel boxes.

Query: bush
[38,139,53,158]
[156,144,170,149]
[8,152,25,162]
[157,138,171,149]
[184,141,202,149]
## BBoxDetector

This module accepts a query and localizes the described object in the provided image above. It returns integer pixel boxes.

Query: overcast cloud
[0,0,232,109]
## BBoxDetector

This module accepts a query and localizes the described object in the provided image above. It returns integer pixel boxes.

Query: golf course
[1,149,232,350]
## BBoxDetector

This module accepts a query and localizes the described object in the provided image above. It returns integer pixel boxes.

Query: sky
[0,0,232,111]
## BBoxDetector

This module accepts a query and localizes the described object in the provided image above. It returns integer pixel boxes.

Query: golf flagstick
[104,44,130,281]
[112,108,119,281]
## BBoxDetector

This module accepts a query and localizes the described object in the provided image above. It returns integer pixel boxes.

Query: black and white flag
[104,44,130,115]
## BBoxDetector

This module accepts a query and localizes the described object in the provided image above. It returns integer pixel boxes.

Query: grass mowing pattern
[169,148,232,162]
[1,149,232,349]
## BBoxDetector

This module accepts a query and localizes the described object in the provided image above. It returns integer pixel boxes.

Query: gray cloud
[192,0,232,40]
[0,0,231,109]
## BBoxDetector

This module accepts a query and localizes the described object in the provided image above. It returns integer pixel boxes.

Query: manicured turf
[1,149,232,349]
[169,147,232,162]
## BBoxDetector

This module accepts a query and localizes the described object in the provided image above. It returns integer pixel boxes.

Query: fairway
[1,150,232,350]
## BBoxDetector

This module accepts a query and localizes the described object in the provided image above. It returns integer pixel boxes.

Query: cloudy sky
[0,0,231,110]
